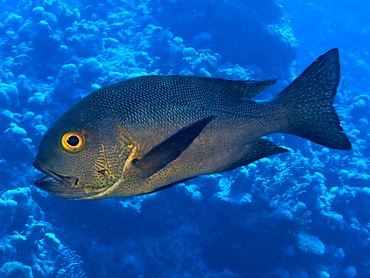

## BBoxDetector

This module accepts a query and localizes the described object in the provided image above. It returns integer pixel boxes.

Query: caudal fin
[275,48,351,150]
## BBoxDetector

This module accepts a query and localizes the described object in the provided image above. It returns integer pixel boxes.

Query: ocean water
[0,0,369,277]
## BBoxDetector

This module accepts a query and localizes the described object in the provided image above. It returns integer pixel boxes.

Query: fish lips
[33,162,88,199]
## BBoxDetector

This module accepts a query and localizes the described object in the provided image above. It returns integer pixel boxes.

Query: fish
[33,48,351,200]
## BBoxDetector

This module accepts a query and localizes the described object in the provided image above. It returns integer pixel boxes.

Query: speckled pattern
[34,49,350,199]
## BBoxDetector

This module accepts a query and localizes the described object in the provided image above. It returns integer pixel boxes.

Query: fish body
[33,48,351,200]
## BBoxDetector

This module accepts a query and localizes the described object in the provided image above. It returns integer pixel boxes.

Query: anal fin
[224,139,289,172]
[141,178,193,195]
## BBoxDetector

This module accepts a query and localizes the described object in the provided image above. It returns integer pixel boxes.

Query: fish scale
[33,49,351,199]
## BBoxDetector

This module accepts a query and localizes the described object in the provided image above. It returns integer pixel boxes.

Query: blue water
[0,0,369,277]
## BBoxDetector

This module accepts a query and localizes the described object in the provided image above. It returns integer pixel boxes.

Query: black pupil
[67,135,80,147]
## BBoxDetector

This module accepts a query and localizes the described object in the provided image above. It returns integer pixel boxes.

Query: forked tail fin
[275,48,351,150]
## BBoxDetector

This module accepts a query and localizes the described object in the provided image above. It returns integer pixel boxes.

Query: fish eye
[61,131,85,153]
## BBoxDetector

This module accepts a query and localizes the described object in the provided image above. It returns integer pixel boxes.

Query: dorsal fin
[197,77,278,100]
[237,79,278,99]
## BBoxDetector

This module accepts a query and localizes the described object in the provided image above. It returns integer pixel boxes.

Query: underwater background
[0,0,369,277]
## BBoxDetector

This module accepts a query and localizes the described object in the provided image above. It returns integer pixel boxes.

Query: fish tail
[274,48,351,150]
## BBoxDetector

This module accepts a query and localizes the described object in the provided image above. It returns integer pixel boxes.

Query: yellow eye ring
[61,131,85,153]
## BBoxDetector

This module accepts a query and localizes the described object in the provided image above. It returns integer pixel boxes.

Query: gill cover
[33,118,136,199]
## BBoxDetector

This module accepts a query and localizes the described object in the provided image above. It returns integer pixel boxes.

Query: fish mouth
[33,162,96,200]
[35,167,78,188]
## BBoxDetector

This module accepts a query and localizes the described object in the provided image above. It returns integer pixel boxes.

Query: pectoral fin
[133,116,216,178]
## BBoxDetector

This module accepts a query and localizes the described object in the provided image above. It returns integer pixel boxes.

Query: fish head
[33,107,134,200]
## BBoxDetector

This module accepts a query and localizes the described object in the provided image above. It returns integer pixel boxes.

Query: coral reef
[0,188,85,277]
[0,0,368,277]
